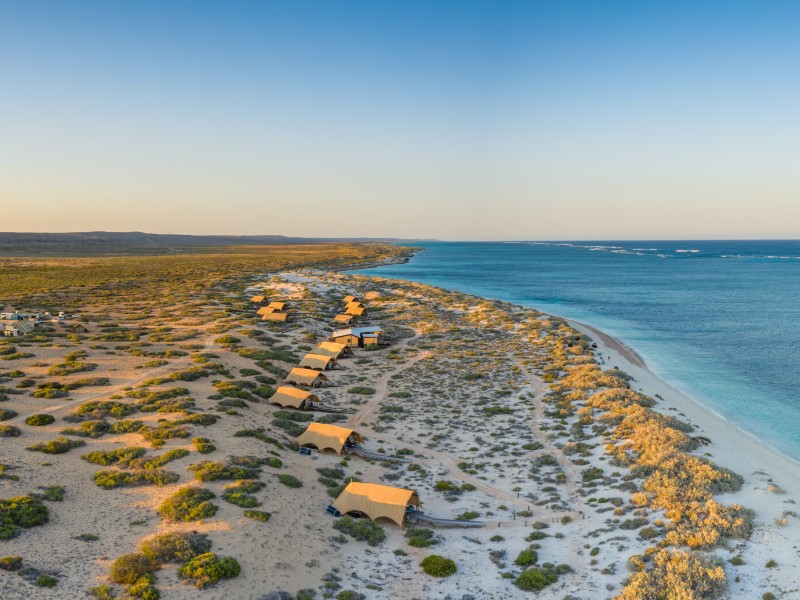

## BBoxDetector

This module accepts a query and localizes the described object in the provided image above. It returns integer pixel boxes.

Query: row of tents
[260,292,424,527]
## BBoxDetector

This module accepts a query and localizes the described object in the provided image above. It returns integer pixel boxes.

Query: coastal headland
[1,244,798,599]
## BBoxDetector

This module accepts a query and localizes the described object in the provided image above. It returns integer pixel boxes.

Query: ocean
[349,240,800,461]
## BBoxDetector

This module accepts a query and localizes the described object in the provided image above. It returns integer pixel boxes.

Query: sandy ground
[1,269,797,599]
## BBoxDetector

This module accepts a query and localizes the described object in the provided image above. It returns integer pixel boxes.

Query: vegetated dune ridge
[0,255,796,598]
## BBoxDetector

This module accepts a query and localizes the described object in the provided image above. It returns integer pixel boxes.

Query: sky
[2,1,800,240]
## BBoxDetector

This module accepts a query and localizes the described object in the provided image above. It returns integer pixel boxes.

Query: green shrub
[60,420,112,438]
[140,532,211,563]
[0,408,18,421]
[278,474,303,488]
[406,527,437,548]
[27,436,86,454]
[333,515,385,546]
[347,387,376,395]
[25,414,55,426]
[89,584,115,599]
[127,576,159,599]
[188,460,258,482]
[516,567,558,591]
[38,485,65,501]
[158,487,218,522]
[111,419,145,433]
[36,573,58,587]
[109,552,159,585]
[178,552,241,588]
[420,555,456,577]
[192,437,216,454]
[514,548,539,567]
[244,510,271,522]
[74,401,136,420]
[82,447,147,466]
[93,469,179,489]
[0,425,20,437]
[0,555,23,571]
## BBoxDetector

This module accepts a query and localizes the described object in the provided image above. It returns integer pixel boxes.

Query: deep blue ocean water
[349,241,800,460]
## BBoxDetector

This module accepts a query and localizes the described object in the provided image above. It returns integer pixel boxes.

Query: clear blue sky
[2,1,800,240]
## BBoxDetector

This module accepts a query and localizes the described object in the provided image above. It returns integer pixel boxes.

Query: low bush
[82,447,147,466]
[406,527,437,548]
[193,437,216,454]
[36,574,58,587]
[93,469,179,489]
[0,555,23,571]
[25,414,55,426]
[516,567,558,592]
[158,487,218,522]
[27,437,86,454]
[0,425,20,437]
[333,515,385,546]
[420,555,456,577]
[244,510,271,522]
[60,420,112,438]
[0,408,18,421]
[178,552,241,588]
[278,474,303,488]
[188,460,258,482]
[514,547,539,567]
[0,496,49,539]
[140,532,211,563]
[348,387,376,395]
[109,552,160,585]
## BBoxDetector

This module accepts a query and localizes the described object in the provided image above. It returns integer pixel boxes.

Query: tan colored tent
[257,306,277,315]
[313,341,352,359]
[262,312,288,322]
[345,306,366,316]
[299,353,335,371]
[343,295,358,304]
[285,367,328,387]
[268,301,287,311]
[332,482,421,527]
[269,386,320,409]
[364,291,381,300]
[333,314,353,324]
[250,295,266,303]
[296,422,362,454]
[345,301,364,311]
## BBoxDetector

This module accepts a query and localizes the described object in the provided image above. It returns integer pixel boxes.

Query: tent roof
[332,482,420,527]
[286,367,328,386]
[345,306,366,316]
[269,386,319,408]
[250,295,265,303]
[343,295,358,303]
[262,312,288,321]
[299,353,334,370]
[345,302,364,310]
[256,306,277,315]
[296,422,361,454]
[267,301,287,310]
[313,341,351,358]
[333,314,353,324]
[364,291,381,300]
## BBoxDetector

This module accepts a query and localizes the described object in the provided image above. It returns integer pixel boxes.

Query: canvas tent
[345,302,364,310]
[269,386,320,409]
[345,306,366,316]
[267,301,287,311]
[299,353,336,371]
[296,422,362,454]
[262,312,288,322]
[250,295,266,304]
[257,306,277,315]
[285,367,328,387]
[364,291,381,300]
[343,295,358,304]
[332,482,421,527]
[333,314,353,325]
[313,341,352,359]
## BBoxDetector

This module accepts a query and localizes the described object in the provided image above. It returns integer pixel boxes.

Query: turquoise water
[350,241,800,460]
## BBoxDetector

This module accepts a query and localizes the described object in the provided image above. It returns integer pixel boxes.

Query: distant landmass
[0,231,433,256]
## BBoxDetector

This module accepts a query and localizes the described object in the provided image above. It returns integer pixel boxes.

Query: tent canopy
[296,422,362,454]
[286,367,328,387]
[257,306,277,315]
[267,301,287,310]
[262,312,288,322]
[345,306,366,316]
[332,482,421,527]
[313,341,351,358]
[364,291,381,300]
[343,295,358,304]
[333,314,353,324]
[345,301,364,310]
[299,353,335,370]
[250,295,265,303]
[269,386,319,409]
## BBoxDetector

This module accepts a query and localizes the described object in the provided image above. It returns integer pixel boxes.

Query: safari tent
[285,367,328,387]
[345,306,366,317]
[333,314,353,325]
[267,301,287,311]
[268,386,320,409]
[345,302,365,311]
[299,353,336,371]
[332,482,421,527]
[343,295,359,304]
[256,306,277,315]
[364,291,381,300]
[313,341,353,359]
[296,422,362,454]
[250,295,266,304]
[262,312,288,322]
